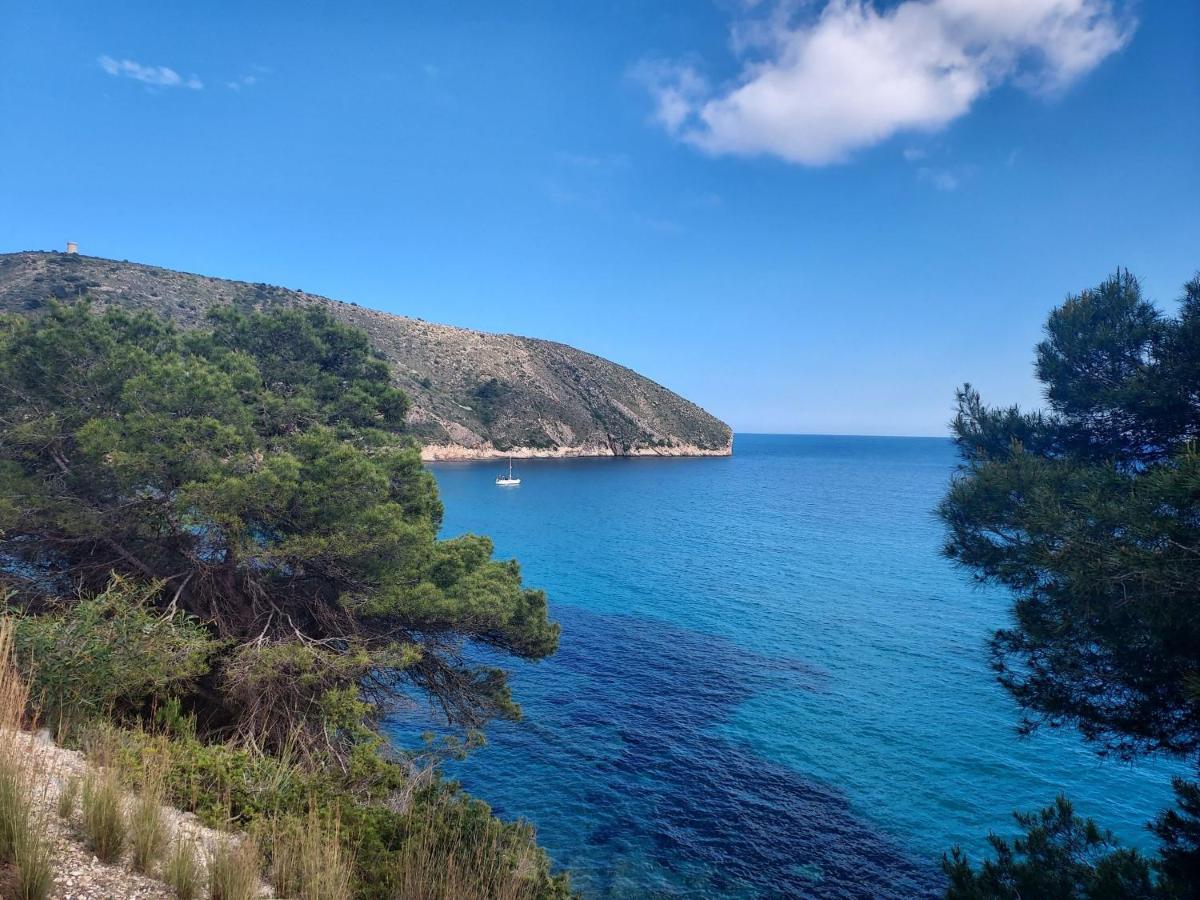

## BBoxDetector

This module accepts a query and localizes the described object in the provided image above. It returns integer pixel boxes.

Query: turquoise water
[391,434,1177,898]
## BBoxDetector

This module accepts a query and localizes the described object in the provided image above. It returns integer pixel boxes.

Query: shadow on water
[389,603,941,898]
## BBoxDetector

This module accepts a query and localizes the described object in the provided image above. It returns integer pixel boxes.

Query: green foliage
[471,378,513,427]
[1152,777,1200,896]
[0,301,558,746]
[104,726,569,899]
[951,272,1200,468]
[197,305,410,433]
[219,640,386,752]
[942,270,1200,896]
[944,797,1155,899]
[0,300,568,894]
[113,729,314,829]
[11,576,217,733]
[944,271,1200,757]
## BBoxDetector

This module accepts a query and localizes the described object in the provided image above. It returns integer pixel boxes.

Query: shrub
[111,728,314,829]
[104,726,569,899]
[12,576,216,735]
[219,641,380,759]
[470,377,514,427]
[81,767,126,863]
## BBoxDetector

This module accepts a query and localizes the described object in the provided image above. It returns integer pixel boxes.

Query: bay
[388,434,1177,898]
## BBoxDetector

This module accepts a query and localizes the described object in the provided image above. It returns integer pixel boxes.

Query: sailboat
[495,457,521,486]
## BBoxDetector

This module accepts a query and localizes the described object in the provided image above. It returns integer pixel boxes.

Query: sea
[387,434,1178,898]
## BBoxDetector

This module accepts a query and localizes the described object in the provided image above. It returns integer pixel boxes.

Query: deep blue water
[388,434,1178,898]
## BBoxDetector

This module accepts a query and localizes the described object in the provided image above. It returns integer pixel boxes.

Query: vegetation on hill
[939,271,1200,897]
[0,252,733,457]
[0,302,569,897]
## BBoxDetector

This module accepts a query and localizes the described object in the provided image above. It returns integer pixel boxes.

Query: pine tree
[940,272,1200,896]
[0,302,559,753]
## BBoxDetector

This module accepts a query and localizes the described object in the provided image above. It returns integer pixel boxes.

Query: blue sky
[2,0,1197,436]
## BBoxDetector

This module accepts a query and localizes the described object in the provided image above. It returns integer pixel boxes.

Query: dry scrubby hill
[0,251,732,459]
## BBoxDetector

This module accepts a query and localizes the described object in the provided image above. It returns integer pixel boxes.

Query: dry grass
[80,719,123,771]
[56,774,79,820]
[0,746,27,862]
[10,814,54,900]
[0,618,54,899]
[268,806,353,900]
[206,835,260,900]
[0,614,286,900]
[391,801,541,900]
[80,766,126,863]
[164,833,203,900]
[129,777,167,874]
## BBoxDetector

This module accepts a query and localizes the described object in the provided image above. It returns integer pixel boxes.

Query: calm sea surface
[389,434,1177,898]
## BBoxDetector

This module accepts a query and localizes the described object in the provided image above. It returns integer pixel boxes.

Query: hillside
[0,251,732,459]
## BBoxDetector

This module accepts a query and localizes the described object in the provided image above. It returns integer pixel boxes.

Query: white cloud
[632,60,708,132]
[226,74,258,91]
[641,0,1133,165]
[98,55,203,90]
[917,166,960,190]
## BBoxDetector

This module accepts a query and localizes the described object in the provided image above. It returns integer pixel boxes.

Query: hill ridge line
[0,251,733,460]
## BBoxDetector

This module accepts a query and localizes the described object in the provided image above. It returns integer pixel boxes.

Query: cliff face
[0,252,733,459]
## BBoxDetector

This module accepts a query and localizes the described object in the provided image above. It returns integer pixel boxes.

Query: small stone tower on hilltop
[65,241,78,254]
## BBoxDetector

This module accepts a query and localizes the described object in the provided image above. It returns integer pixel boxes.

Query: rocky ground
[8,730,272,900]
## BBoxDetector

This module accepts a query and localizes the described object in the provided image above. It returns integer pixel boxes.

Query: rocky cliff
[0,252,733,459]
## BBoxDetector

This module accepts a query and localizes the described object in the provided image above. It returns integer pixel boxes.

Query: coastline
[420,441,733,461]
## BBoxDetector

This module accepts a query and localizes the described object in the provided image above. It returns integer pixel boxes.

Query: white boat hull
[496,457,520,485]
